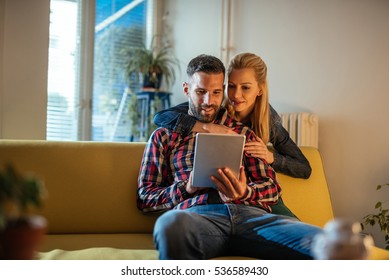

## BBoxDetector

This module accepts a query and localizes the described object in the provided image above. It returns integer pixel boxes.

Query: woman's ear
[257,90,263,97]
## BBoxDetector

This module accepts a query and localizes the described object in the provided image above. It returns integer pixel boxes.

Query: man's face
[183,71,225,123]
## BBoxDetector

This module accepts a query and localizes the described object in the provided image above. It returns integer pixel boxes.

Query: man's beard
[188,96,221,123]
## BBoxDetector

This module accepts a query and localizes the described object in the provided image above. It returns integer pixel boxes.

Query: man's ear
[183,82,189,96]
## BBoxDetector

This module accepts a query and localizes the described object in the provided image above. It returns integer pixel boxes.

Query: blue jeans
[153,204,322,260]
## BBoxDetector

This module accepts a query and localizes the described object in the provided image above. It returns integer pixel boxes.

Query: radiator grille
[279,113,319,148]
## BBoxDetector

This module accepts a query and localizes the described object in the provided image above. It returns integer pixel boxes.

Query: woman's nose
[231,87,241,99]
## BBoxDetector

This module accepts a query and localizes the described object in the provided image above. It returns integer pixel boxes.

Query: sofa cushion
[38,247,158,260]
[37,246,389,260]
[37,233,155,252]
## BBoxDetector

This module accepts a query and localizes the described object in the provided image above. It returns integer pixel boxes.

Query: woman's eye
[242,86,250,90]
[228,84,235,89]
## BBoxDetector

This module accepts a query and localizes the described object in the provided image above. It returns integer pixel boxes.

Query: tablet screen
[192,133,246,188]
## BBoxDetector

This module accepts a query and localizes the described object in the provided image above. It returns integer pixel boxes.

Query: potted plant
[0,164,47,259]
[361,183,389,250]
[122,38,180,91]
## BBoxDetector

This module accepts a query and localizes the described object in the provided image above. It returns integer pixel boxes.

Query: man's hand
[185,172,206,194]
[210,166,247,202]
[193,122,237,135]
[244,135,274,164]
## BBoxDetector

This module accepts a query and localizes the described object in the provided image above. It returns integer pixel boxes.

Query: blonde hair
[227,52,270,144]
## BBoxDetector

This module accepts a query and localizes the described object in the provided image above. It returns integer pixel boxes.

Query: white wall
[0,0,49,139]
[165,0,389,247]
[163,0,224,105]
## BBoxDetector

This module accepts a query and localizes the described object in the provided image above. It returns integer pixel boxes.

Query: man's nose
[203,92,211,105]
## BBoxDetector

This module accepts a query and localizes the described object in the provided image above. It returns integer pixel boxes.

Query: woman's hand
[211,166,247,202]
[244,135,274,164]
[193,122,237,135]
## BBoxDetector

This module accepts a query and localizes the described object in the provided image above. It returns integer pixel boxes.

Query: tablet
[192,133,246,188]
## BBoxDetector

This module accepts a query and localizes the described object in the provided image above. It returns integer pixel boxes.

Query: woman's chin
[233,105,244,112]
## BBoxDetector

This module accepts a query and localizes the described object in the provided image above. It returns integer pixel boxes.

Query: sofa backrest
[0,140,157,234]
[0,140,334,234]
[277,147,334,227]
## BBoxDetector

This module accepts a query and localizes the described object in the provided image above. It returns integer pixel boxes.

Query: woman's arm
[153,102,196,135]
[269,106,312,179]
[154,102,235,134]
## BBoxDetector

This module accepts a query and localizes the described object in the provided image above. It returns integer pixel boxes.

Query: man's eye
[196,90,206,95]
[228,84,235,89]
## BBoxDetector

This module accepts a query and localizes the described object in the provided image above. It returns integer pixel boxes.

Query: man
[137,54,321,260]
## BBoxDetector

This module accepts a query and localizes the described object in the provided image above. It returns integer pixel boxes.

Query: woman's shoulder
[269,104,282,127]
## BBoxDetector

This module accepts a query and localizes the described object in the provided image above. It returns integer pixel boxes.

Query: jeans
[153,204,322,260]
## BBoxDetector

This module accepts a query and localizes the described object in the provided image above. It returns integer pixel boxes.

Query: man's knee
[154,210,192,241]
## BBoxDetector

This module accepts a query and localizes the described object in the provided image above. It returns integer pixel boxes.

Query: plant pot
[0,215,46,260]
[143,72,163,89]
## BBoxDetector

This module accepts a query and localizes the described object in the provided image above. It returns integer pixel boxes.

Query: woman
[154,52,311,179]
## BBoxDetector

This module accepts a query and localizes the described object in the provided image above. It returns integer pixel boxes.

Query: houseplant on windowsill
[122,38,180,91]
[0,164,47,259]
[361,183,389,250]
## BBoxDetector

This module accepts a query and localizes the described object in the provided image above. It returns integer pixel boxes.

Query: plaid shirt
[137,109,282,213]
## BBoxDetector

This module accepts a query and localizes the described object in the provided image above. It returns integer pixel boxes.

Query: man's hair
[186,54,225,78]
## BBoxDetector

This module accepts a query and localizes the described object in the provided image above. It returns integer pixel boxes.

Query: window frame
[48,0,157,141]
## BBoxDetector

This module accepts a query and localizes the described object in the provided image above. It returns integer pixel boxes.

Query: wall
[163,0,224,105]
[0,0,49,139]
[0,0,4,138]
[165,0,389,247]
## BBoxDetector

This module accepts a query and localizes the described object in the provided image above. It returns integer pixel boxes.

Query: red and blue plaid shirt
[137,109,282,212]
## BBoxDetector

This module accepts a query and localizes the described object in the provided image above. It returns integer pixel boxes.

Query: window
[47,0,152,141]
[47,0,80,140]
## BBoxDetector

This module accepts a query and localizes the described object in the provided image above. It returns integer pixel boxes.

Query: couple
[137,53,322,260]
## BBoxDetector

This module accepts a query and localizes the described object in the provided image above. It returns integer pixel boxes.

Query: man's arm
[241,155,282,207]
[136,129,190,212]
[210,129,282,211]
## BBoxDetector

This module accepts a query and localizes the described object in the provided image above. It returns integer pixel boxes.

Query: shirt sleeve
[153,102,197,135]
[237,153,282,211]
[269,105,312,179]
[136,129,190,212]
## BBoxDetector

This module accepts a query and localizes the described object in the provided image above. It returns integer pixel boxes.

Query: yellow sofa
[0,139,388,260]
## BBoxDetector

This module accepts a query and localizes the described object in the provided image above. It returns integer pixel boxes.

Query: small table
[131,90,172,141]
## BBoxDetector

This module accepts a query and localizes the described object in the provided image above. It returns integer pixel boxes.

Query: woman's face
[227,68,261,121]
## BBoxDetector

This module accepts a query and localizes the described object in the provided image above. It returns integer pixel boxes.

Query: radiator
[279,112,319,148]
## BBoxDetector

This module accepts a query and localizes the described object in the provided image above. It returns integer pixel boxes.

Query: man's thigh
[231,207,321,259]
